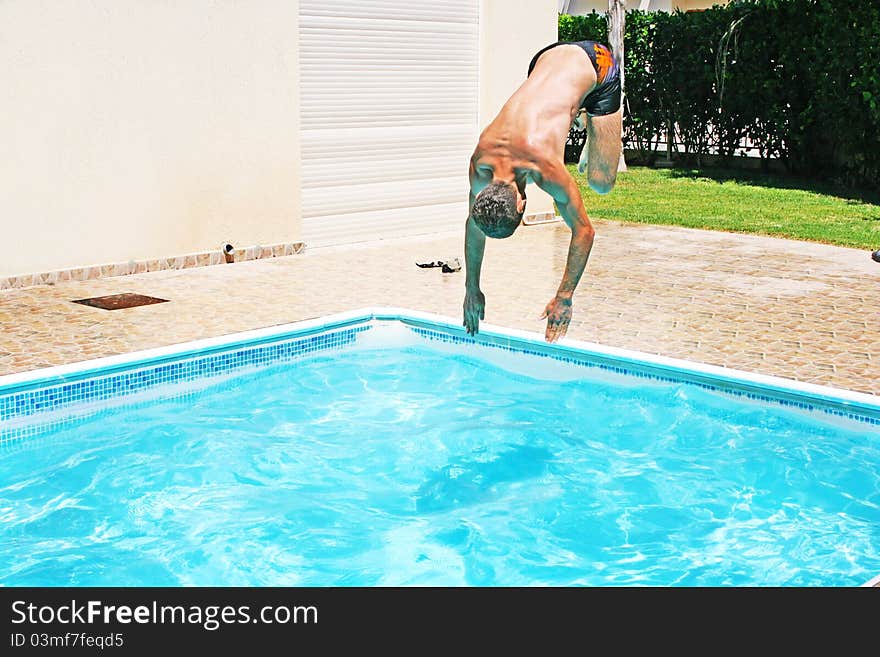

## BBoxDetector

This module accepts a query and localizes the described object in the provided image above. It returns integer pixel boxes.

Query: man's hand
[540,295,572,343]
[463,287,486,336]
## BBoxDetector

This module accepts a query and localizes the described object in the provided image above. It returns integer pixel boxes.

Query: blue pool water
[1,337,878,586]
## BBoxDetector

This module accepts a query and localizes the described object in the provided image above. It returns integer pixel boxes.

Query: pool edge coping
[1,306,878,413]
[0,309,373,392]
[384,308,880,412]
[862,573,880,587]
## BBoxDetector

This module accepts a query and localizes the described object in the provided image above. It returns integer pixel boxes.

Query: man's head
[471,181,525,238]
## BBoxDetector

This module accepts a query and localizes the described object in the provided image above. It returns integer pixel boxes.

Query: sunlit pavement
[1,220,877,396]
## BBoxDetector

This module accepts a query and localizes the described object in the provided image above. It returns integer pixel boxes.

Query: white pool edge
[862,573,880,587]
[385,308,880,410]
[0,309,372,390]
[1,306,878,413]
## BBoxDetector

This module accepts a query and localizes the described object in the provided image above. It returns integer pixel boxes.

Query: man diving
[463,40,623,342]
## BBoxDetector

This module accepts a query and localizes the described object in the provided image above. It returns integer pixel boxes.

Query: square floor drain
[71,293,170,310]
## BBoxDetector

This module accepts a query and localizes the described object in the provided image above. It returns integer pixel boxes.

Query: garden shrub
[559,0,880,187]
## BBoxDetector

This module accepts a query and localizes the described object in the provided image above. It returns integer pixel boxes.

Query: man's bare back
[463,40,623,342]
[474,44,597,183]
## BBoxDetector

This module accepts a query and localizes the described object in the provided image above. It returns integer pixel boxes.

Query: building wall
[480,0,559,219]
[0,1,562,280]
[677,0,726,10]
[0,1,301,278]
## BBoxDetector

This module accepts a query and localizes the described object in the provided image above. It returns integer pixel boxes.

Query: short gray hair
[471,181,522,238]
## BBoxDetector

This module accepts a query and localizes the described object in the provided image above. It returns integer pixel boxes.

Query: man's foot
[872,249,880,263]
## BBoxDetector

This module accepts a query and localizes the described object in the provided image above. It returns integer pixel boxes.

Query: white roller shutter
[299,0,479,247]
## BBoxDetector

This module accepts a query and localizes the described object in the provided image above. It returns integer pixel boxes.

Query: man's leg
[583,108,622,195]
[569,109,590,175]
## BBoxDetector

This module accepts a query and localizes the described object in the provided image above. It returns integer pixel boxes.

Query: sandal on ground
[441,258,461,273]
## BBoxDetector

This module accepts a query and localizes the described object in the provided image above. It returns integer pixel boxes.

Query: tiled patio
[1,219,878,396]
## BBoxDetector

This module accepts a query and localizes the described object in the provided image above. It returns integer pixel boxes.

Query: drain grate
[71,293,170,310]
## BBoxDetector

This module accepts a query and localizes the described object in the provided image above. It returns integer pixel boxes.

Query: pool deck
[1,220,878,397]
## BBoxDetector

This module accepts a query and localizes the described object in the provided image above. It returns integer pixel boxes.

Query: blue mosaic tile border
[408,326,880,427]
[2,317,878,449]
[0,325,368,433]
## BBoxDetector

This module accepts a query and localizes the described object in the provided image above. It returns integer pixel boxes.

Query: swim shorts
[527,40,621,117]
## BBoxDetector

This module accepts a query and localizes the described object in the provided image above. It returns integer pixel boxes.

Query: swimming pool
[1,308,878,586]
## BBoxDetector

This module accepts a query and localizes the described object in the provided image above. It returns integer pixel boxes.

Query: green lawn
[569,165,880,250]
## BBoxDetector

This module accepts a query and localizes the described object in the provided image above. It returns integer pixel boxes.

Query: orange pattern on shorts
[593,44,614,83]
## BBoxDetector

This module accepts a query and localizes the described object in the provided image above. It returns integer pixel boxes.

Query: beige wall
[480,0,559,218]
[0,1,301,278]
[1,1,563,278]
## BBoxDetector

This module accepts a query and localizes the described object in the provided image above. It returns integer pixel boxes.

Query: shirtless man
[463,40,623,342]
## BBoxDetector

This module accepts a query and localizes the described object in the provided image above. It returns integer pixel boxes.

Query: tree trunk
[608,0,627,172]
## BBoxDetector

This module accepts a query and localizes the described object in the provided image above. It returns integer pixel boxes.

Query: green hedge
[559,0,880,187]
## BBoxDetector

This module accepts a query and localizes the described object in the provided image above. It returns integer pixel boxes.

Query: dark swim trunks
[527,40,621,117]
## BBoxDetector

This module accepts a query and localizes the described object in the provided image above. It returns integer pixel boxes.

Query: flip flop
[441,257,461,273]
[416,258,461,272]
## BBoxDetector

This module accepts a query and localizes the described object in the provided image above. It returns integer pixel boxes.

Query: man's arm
[536,163,596,342]
[463,204,486,335]
[463,156,491,335]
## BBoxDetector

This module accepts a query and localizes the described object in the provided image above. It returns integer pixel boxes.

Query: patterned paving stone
[0,220,878,396]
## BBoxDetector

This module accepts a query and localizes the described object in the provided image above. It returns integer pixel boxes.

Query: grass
[569,165,880,250]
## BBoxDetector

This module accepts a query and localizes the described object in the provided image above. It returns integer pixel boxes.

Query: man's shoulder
[517,140,566,178]
[525,155,575,197]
